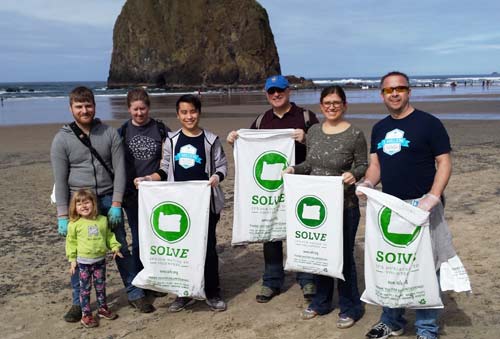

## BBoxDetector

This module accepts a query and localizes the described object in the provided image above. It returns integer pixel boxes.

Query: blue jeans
[308,207,364,320]
[123,196,142,271]
[381,307,440,339]
[70,194,145,304]
[263,241,314,290]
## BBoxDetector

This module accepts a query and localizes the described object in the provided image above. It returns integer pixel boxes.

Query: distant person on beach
[50,86,155,323]
[357,71,454,339]
[134,94,228,312]
[66,189,122,328]
[118,88,169,275]
[283,85,367,328]
[226,75,319,303]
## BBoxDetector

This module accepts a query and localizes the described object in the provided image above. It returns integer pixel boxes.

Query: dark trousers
[205,212,221,298]
[309,207,363,320]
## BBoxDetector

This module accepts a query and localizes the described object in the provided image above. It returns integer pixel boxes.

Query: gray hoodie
[50,119,126,216]
[160,128,227,214]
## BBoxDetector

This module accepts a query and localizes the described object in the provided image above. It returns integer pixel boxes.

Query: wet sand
[0,100,499,339]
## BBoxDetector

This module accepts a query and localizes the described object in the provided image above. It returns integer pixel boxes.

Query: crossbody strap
[69,122,115,180]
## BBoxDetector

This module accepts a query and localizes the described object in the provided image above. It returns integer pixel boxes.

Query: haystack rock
[107,0,281,88]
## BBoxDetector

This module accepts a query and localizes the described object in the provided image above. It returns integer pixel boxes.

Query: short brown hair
[127,88,150,108]
[380,71,410,87]
[69,86,95,105]
[69,189,98,221]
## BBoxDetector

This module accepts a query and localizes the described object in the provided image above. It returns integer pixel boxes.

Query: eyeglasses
[381,86,410,95]
[322,101,344,108]
[266,87,286,95]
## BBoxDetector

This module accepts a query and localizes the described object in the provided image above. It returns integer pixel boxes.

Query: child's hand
[113,250,124,260]
[70,262,77,275]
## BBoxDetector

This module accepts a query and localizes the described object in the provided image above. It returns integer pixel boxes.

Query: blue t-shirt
[173,131,208,181]
[370,109,451,200]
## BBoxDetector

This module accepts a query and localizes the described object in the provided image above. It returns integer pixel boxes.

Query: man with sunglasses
[227,75,319,303]
[358,71,453,339]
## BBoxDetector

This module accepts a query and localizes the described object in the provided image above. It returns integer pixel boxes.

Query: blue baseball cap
[264,75,289,91]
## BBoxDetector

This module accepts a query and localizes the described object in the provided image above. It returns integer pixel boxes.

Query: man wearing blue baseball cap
[227,75,319,303]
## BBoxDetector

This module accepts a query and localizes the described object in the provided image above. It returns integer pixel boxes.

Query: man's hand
[417,194,440,211]
[355,179,374,199]
[58,217,69,236]
[208,174,220,187]
[227,131,238,145]
[107,206,122,229]
[292,129,306,144]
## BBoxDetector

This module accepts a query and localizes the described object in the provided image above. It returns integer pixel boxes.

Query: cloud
[422,33,500,54]
[0,0,124,27]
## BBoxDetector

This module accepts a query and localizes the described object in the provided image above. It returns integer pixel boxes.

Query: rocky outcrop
[107,0,281,88]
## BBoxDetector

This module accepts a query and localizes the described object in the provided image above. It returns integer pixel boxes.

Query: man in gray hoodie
[50,86,154,322]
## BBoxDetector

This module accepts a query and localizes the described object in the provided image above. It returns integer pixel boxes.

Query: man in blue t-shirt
[358,71,452,339]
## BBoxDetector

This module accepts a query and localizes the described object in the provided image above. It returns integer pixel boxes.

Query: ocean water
[1,74,500,126]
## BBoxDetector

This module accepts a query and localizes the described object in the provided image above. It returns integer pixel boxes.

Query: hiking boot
[168,297,196,312]
[63,304,82,323]
[255,286,280,303]
[97,307,118,320]
[301,307,318,320]
[337,314,355,329]
[129,297,155,313]
[366,322,404,339]
[302,283,316,302]
[206,296,227,312]
[80,314,98,328]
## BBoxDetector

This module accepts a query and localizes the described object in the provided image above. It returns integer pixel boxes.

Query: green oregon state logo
[296,196,327,228]
[378,207,421,248]
[151,201,190,243]
[253,151,288,192]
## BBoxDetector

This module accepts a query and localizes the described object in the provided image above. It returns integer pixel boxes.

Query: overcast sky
[1,0,499,82]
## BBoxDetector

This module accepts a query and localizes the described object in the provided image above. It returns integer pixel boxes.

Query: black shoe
[146,289,168,298]
[366,322,404,339]
[63,304,82,322]
[255,286,280,303]
[129,297,156,313]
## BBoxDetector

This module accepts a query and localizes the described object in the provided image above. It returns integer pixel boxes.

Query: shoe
[168,297,196,312]
[337,314,355,329]
[80,314,98,328]
[302,283,316,302]
[366,322,404,339]
[205,296,227,312]
[146,289,168,298]
[256,286,280,303]
[129,297,156,313]
[301,307,318,320]
[63,304,82,323]
[416,336,432,339]
[97,307,118,320]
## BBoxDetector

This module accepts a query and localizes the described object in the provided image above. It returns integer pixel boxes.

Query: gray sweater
[294,123,368,208]
[50,119,126,216]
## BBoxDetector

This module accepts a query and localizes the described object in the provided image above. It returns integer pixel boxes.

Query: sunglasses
[266,87,286,95]
[381,86,410,95]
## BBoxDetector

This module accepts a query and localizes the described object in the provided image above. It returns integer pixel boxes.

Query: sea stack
[107,0,281,89]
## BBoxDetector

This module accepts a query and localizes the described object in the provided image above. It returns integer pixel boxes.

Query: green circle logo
[151,201,190,243]
[296,196,327,228]
[378,207,421,248]
[253,151,288,192]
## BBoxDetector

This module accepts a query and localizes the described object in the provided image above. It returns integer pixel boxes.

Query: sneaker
[205,296,227,312]
[80,314,98,328]
[255,286,280,303]
[337,315,355,329]
[302,283,316,302]
[416,336,432,339]
[168,297,196,312]
[366,322,404,339]
[63,304,82,323]
[301,307,318,320]
[129,297,156,313]
[97,307,118,320]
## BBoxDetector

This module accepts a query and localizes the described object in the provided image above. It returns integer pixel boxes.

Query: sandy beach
[1,97,499,339]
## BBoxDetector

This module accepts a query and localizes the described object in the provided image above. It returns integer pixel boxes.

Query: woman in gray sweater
[285,85,368,328]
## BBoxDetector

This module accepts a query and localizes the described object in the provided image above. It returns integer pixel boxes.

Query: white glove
[355,179,374,198]
[417,193,440,211]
